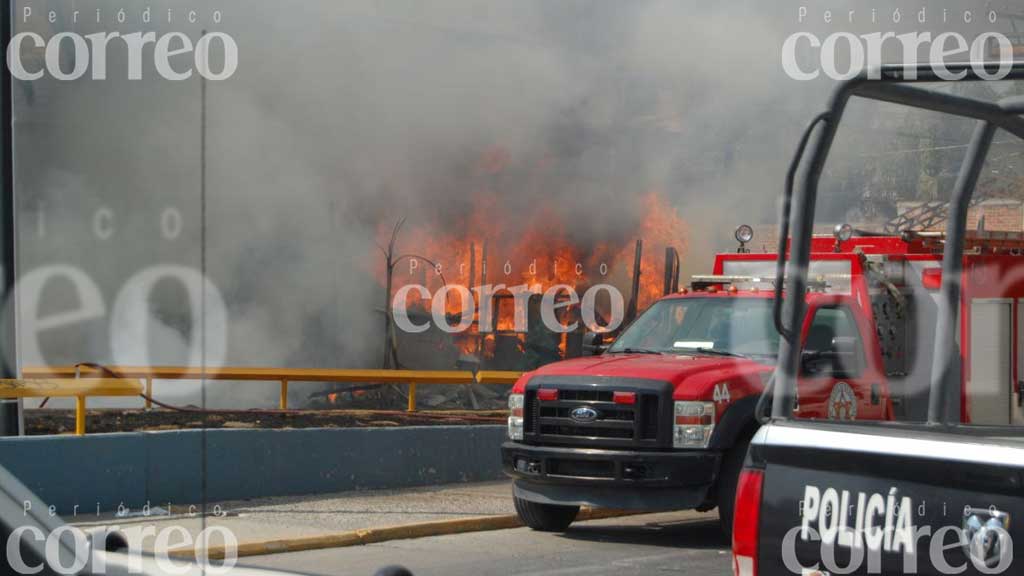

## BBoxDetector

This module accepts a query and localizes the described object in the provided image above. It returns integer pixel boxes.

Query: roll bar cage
[770,62,1024,425]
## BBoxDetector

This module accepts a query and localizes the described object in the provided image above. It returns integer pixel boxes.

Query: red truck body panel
[515,232,1024,426]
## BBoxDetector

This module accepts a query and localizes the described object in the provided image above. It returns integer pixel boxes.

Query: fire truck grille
[559,390,614,402]
[540,423,635,439]
[523,380,673,449]
[541,406,634,421]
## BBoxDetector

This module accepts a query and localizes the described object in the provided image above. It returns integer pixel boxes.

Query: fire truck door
[969,299,1012,426]
[796,305,885,421]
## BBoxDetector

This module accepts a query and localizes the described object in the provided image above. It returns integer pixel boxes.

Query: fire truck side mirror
[800,348,823,375]
[801,336,857,376]
[582,332,609,356]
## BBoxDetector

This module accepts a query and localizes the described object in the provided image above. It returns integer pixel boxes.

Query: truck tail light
[673,401,715,448]
[613,391,636,405]
[508,394,524,440]
[731,468,764,576]
[537,389,558,402]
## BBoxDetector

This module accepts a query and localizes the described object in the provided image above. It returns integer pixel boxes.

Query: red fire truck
[503,223,1024,534]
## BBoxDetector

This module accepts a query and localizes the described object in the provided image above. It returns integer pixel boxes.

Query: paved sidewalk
[73,481,518,554]
[71,481,713,558]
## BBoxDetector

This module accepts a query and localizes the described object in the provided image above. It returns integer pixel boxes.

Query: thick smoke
[13,0,1011,407]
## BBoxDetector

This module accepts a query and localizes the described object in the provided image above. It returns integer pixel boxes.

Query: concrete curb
[174,508,652,560]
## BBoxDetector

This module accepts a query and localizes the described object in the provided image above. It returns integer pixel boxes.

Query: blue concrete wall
[0,426,506,513]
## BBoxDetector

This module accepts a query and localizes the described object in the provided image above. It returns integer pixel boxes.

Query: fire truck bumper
[501,442,720,510]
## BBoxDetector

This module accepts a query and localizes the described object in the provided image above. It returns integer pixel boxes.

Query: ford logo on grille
[570,407,599,423]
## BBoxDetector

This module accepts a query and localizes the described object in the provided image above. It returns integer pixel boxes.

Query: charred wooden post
[663,246,680,295]
[625,239,643,324]
[469,242,478,353]
[469,242,477,298]
[383,251,394,368]
[480,239,489,287]
[382,222,401,369]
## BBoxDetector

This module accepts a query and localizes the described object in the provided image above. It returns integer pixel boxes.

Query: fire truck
[502,222,1024,534]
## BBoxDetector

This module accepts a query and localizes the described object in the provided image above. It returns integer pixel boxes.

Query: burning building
[376,184,688,373]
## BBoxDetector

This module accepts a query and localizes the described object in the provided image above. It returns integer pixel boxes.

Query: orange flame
[377,189,687,358]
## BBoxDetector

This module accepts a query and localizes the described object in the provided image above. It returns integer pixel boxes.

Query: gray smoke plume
[12,0,1013,408]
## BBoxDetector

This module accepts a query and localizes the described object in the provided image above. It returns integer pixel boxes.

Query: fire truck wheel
[513,495,580,532]
[717,432,753,537]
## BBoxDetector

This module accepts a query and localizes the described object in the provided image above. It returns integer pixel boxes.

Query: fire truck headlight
[508,394,525,440]
[735,224,754,244]
[508,417,524,440]
[673,401,716,449]
[834,223,854,242]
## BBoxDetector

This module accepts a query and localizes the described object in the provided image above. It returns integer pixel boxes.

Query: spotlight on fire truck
[834,223,854,243]
[735,225,754,253]
[833,223,854,252]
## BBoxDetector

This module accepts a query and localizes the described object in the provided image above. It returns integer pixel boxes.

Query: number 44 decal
[713,382,731,404]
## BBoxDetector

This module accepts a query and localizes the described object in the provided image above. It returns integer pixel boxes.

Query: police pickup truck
[733,64,1024,576]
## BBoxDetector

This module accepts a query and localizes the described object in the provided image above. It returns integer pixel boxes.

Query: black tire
[717,433,753,537]
[513,495,580,532]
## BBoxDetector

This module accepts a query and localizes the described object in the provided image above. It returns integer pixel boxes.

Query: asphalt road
[242,511,733,576]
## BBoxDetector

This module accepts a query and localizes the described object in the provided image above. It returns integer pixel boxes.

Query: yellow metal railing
[0,378,143,435]
[21,366,524,415]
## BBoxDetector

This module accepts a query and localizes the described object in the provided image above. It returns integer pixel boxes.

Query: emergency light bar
[689,274,852,293]
[690,275,764,291]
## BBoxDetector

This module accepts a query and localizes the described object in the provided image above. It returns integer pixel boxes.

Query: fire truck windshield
[607,298,779,360]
